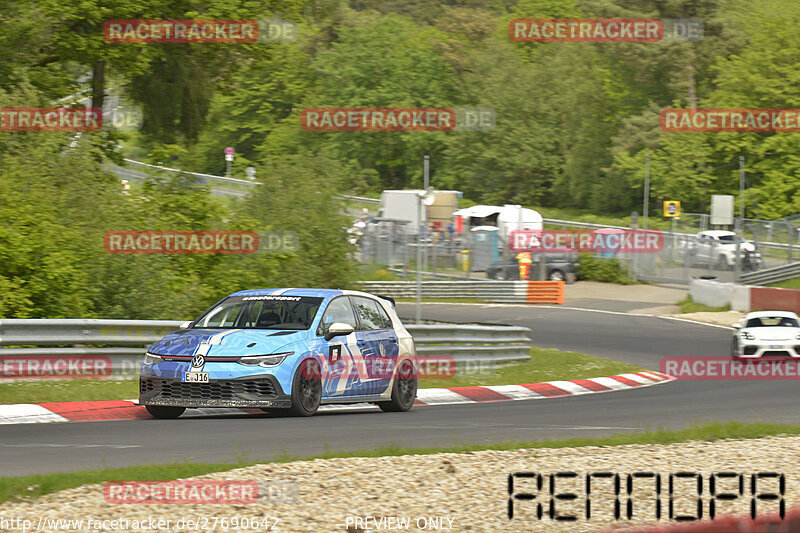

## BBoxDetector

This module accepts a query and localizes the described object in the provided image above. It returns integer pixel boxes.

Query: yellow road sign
[663,200,681,217]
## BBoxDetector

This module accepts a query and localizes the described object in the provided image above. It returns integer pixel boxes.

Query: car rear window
[194,296,323,330]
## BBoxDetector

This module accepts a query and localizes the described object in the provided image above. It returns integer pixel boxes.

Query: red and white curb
[0,371,673,425]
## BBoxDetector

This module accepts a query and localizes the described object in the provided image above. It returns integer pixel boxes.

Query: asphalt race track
[2,303,799,477]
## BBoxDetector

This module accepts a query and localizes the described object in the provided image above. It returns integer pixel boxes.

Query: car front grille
[743,346,758,355]
[762,350,792,357]
[140,378,277,400]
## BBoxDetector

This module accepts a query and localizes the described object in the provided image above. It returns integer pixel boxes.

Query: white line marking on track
[0,405,69,425]
[589,377,636,390]
[416,388,476,404]
[406,302,735,330]
[617,373,655,384]
[545,381,594,395]
[484,385,545,400]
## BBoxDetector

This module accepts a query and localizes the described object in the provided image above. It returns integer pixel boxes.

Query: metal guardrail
[385,268,467,280]
[333,194,381,205]
[0,320,532,378]
[544,218,796,252]
[740,262,800,286]
[0,319,184,346]
[361,280,565,303]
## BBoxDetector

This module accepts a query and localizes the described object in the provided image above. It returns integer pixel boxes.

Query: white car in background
[680,230,762,270]
[731,311,800,358]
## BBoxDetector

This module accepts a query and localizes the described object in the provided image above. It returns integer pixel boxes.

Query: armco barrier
[750,286,800,314]
[360,280,565,304]
[690,279,800,314]
[0,320,532,378]
[689,279,750,311]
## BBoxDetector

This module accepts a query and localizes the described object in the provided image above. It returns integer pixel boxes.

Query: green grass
[0,347,638,403]
[0,347,642,404]
[0,379,138,405]
[1,421,798,504]
[419,346,644,388]
[769,277,800,290]
[356,263,402,281]
[677,295,731,313]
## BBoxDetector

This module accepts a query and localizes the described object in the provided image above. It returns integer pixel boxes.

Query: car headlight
[237,352,292,368]
[741,331,755,341]
[143,352,163,365]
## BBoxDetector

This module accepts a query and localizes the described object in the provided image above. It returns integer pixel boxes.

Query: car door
[351,296,398,396]
[316,296,361,398]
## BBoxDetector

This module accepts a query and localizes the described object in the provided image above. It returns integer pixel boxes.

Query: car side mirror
[325,322,354,341]
[732,322,742,329]
[179,321,192,329]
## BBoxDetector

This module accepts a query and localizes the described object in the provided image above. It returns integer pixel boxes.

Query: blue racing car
[139,288,417,418]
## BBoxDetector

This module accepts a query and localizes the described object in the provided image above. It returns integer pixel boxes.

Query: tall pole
[735,155,745,282]
[642,152,650,231]
[739,155,745,221]
[415,155,429,323]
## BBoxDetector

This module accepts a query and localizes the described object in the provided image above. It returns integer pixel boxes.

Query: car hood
[743,327,800,342]
[148,328,309,358]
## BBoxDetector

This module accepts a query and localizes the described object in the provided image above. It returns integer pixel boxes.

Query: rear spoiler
[377,295,396,308]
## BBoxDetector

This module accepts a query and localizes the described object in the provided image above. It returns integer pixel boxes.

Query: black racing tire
[716,255,730,270]
[549,269,565,282]
[378,358,417,412]
[288,359,322,417]
[145,405,185,419]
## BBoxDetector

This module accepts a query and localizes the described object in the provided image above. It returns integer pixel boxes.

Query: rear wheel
[716,255,730,270]
[378,358,417,412]
[549,269,565,282]
[145,405,185,419]
[289,359,322,417]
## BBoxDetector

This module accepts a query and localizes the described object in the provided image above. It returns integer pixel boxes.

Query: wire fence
[354,213,800,285]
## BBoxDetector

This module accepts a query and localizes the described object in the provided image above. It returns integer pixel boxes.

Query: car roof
[229,288,343,298]
[699,230,735,237]
[745,311,800,319]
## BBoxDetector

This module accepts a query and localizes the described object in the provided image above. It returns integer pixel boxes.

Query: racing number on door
[329,345,341,364]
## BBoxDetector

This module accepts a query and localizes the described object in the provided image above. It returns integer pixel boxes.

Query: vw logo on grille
[191,354,205,368]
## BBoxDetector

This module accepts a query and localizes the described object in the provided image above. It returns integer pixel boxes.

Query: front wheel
[145,405,185,419]
[288,359,322,417]
[549,269,565,282]
[378,358,417,412]
[716,255,730,270]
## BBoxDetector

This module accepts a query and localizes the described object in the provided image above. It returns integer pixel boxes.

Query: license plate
[769,345,782,350]
[183,372,209,383]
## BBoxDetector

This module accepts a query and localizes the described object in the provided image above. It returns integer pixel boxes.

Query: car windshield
[717,235,735,242]
[746,316,799,328]
[193,296,323,330]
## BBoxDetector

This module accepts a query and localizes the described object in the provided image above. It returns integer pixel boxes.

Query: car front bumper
[735,342,800,358]
[139,372,291,408]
